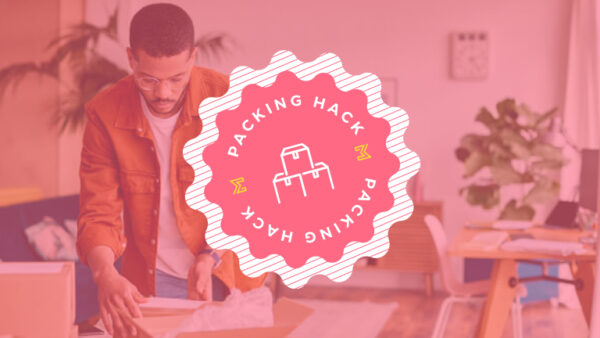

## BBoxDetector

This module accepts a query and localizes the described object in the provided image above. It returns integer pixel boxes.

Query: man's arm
[87,245,118,281]
[187,249,223,301]
[77,106,126,264]
[77,107,145,337]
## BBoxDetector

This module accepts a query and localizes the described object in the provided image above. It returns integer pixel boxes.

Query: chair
[424,214,524,338]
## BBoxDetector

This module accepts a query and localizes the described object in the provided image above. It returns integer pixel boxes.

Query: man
[76,3,266,336]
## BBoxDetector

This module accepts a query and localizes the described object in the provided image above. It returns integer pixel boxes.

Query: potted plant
[455,98,568,220]
[0,9,231,134]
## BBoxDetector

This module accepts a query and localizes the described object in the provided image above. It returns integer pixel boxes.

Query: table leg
[571,260,595,326]
[476,259,518,338]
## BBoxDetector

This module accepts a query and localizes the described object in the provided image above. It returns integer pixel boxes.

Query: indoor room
[0,0,598,337]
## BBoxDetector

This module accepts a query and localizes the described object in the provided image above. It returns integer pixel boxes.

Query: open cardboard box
[0,261,77,338]
[123,297,313,338]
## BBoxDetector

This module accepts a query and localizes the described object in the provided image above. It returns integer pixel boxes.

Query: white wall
[0,0,61,197]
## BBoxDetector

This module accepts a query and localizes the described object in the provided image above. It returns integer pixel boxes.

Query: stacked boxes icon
[273,143,335,204]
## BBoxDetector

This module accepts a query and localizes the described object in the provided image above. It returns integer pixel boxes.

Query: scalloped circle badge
[183,50,420,288]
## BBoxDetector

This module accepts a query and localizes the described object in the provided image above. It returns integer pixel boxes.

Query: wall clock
[451,31,489,80]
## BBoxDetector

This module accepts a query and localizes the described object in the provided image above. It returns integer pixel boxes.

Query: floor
[278,286,589,338]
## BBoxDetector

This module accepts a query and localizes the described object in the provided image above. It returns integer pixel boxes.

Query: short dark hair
[130,3,194,57]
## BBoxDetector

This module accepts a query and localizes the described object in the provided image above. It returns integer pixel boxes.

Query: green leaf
[498,129,530,159]
[459,133,486,151]
[521,172,535,183]
[531,143,564,161]
[499,128,528,146]
[515,103,539,126]
[475,107,498,131]
[534,107,558,129]
[530,159,567,172]
[461,184,501,209]
[489,159,523,185]
[510,143,531,159]
[195,33,235,62]
[455,147,470,162]
[488,140,512,159]
[463,150,491,177]
[522,179,560,205]
[497,98,518,120]
[0,62,58,102]
[50,54,128,133]
[499,200,535,220]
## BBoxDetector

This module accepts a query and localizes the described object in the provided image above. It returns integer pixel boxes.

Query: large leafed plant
[0,9,231,134]
[455,98,567,220]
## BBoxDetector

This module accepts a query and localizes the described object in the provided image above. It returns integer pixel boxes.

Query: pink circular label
[204,71,398,268]
[183,51,420,288]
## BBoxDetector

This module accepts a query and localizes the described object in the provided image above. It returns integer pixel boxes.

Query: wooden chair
[424,214,524,338]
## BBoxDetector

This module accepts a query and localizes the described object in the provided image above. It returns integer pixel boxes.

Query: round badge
[184,51,420,288]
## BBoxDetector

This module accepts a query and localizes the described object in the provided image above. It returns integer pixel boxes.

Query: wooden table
[448,225,596,338]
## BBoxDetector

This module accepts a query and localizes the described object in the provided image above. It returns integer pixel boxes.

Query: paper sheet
[161,287,274,337]
[501,238,585,256]
[140,297,205,310]
[492,220,534,230]
[461,231,509,251]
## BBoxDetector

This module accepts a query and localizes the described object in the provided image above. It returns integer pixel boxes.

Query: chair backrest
[423,214,462,294]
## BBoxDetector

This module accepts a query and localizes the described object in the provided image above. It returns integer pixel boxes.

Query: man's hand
[87,246,146,337]
[95,266,147,337]
[187,253,216,301]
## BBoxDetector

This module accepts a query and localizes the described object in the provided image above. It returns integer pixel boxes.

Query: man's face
[127,47,196,117]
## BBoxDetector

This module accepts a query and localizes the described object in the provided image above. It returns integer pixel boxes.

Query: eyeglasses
[131,57,193,92]
[134,74,189,91]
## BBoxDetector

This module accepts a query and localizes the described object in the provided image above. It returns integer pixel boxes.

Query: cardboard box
[273,173,307,204]
[280,144,314,175]
[273,161,334,204]
[69,324,78,338]
[0,261,75,338]
[301,162,334,193]
[126,297,313,338]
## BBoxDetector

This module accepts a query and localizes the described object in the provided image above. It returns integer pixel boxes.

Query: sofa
[0,194,118,323]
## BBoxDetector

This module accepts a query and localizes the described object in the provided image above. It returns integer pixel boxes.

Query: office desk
[448,225,596,338]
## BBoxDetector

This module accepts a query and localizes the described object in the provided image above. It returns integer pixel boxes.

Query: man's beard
[140,85,188,117]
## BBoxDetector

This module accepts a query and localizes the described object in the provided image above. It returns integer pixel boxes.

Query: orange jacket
[76,67,267,296]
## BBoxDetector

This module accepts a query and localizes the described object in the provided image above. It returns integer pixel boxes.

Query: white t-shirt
[140,96,195,279]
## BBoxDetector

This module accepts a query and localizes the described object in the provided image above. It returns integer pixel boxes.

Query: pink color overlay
[183,51,420,288]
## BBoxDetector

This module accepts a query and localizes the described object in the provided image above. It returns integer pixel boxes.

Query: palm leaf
[46,6,118,51]
[53,55,128,133]
[0,62,56,101]
[195,33,235,62]
[53,92,83,134]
